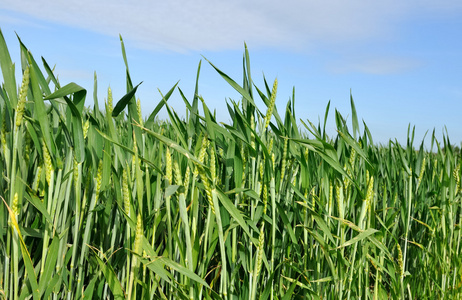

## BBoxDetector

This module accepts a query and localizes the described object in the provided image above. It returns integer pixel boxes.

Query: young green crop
[0,29,461,299]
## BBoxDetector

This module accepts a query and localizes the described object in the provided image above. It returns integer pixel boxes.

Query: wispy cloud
[0,10,50,29]
[2,0,462,53]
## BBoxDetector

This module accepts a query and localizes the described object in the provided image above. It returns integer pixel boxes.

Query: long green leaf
[94,255,126,299]
[0,28,17,107]
[112,82,142,117]
[335,228,378,250]
[44,82,86,162]
[38,236,60,297]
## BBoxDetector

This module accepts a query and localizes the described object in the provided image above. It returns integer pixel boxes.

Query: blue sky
[1,1,461,147]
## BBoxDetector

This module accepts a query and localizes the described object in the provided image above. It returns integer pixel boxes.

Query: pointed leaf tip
[112,82,143,117]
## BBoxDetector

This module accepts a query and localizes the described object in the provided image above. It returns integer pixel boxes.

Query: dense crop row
[0,30,461,299]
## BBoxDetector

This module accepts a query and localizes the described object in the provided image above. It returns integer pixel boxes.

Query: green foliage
[0,29,461,299]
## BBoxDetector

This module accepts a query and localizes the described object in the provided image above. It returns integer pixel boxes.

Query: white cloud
[1,0,461,53]
[0,10,51,30]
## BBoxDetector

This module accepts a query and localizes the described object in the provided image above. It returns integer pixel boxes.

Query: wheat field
[0,29,461,299]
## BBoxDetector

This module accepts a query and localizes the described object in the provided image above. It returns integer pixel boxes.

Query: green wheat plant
[0,29,461,299]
